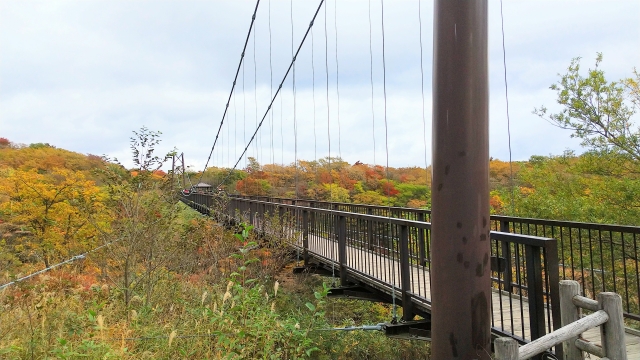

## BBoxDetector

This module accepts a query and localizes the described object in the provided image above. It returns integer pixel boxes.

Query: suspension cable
[418,0,428,183]
[368,0,376,166]
[269,0,275,166]
[0,241,118,290]
[253,21,260,162]
[195,0,261,186]
[312,27,318,180]
[291,0,301,264]
[243,60,247,167]
[380,0,398,323]
[333,0,342,158]
[291,0,299,198]
[216,0,327,188]
[500,0,516,215]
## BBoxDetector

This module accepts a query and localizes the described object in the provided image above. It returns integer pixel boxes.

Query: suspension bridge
[176,0,640,358]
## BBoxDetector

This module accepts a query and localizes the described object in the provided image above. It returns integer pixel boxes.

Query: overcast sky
[1,0,639,171]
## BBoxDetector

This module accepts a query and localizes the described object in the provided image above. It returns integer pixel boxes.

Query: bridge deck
[298,233,640,359]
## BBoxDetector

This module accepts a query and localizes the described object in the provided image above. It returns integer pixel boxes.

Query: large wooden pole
[430,1,490,358]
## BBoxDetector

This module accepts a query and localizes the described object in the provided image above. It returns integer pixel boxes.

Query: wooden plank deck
[296,232,640,359]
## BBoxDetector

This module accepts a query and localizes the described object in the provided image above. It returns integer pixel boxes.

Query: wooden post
[598,292,628,360]
[559,280,582,360]
[430,0,491,357]
[494,337,519,360]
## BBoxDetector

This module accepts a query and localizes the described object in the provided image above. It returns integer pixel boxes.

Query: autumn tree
[96,127,188,306]
[532,54,640,221]
[0,168,105,268]
[534,53,638,162]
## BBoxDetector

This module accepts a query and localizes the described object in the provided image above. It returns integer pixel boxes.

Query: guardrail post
[367,208,374,251]
[303,210,309,265]
[338,215,348,286]
[417,213,427,266]
[525,244,546,341]
[494,337,519,360]
[560,280,582,360]
[399,224,414,321]
[599,292,627,360]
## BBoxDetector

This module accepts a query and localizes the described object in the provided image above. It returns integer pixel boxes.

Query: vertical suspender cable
[323,0,335,284]
[500,0,516,215]
[312,28,318,180]
[380,0,398,323]
[253,28,260,162]
[291,0,299,198]
[216,0,326,189]
[280,86,284,165]
[234,80,238,172]
[333,0,342,158]
[418,0,428,183]
[195,0,261,187]
[243,61,247,167]
[227,91,230,168]
[290,0,300,263]
[269,0,274,166]
[368,0,376,166]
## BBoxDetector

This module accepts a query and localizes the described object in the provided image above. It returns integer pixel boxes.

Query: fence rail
[182,193,567,350]
[234,195,640,323]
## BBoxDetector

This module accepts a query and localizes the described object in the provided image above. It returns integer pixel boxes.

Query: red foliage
[382,181,399,197]
[0,137,10,148]
[318,170,332,184]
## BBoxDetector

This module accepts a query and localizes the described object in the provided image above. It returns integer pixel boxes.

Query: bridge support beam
[430,1,491,359]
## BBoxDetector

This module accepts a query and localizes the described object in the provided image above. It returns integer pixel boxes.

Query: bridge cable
[311,26,318,182]
[291,0,299,199]
[194,0,261,187]
[290,0,301,264]
[323,1,337,326]
[418,0,428,187]
[333,0,342,158]
[368,0,376,166]
[269,0,275,165]
[380,0,398,323]
[234,74,238,171]
[253,23,260,163]
[242,59,247,168]
[500,0,516,216]
[215,0,327,189]
[280,82,284,165]
[0,240,118,290]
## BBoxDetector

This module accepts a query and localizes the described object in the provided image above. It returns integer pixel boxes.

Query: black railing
[184,193,564,347]
[236,195,640,324]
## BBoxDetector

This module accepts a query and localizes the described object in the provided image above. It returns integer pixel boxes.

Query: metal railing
[183,193,563,348]
[235,195,640,323]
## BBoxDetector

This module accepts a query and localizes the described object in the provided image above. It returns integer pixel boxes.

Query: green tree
[534,53,638,162]
[96,127,186,306]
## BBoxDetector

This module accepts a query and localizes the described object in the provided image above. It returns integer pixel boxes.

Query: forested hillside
[0,54,638,358]
[0,132,430,359]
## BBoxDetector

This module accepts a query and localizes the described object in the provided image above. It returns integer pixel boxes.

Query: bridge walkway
[295,233,640,359]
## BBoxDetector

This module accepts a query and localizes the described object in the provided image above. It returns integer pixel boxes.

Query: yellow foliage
[0,168,109,267]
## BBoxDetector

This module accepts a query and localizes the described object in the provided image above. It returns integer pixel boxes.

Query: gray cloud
[1,0,638,171]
